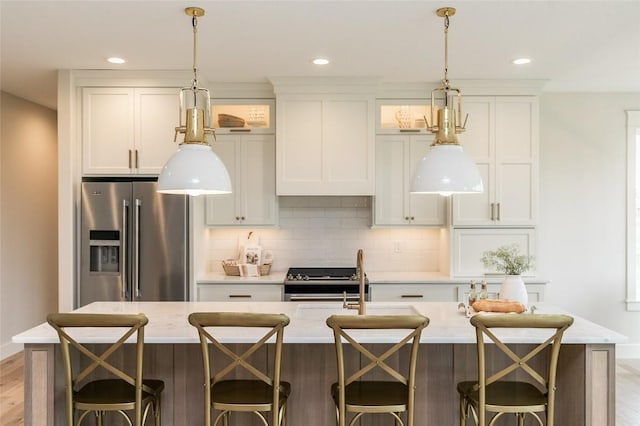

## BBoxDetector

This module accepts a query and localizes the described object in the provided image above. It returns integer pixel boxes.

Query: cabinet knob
[410,216,415,220]
[235,216,241,221]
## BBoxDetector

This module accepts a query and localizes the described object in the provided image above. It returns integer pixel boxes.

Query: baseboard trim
[616,343,640,359]
[1,341,23,361]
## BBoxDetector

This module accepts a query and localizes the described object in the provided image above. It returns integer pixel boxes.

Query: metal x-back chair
[188,312,291,426]
[457,313,574,426]
[47,313,164,426]
[326,314,430,426]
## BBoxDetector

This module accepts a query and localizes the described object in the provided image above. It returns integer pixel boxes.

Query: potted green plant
[481,244,534,305]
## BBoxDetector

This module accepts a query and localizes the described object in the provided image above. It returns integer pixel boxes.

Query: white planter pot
[499,275,528,306]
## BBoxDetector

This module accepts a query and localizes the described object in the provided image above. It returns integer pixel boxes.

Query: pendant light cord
[192,14,199,90]
[443,11,449,88]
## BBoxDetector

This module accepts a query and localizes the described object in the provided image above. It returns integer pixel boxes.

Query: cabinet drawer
[370,284,457,302]
[197,284,283,301]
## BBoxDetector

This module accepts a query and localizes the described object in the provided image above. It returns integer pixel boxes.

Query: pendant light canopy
[157,7,232,196]
[410,7,483,196]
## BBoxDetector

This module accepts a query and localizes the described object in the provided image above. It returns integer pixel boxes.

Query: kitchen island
[14,301,626,426]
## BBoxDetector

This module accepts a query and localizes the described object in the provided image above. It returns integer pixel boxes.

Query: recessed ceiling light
[312,58,330,66]
[107,57,126,64]
[512,58,531,65]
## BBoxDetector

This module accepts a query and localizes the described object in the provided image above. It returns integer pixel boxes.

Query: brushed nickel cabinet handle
[399,129,420,133]
[128,150,133,169]
[497,203,501,221]
[230,128,251,133]
[401,294,424,298]
[229,294,252,299]
[490,203,495,221]
[135,150,139,169]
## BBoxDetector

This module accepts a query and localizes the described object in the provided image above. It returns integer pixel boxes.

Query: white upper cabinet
[374,134,445,226]
[82,87,180,175]
[205,134,277,226]
[274,92,375,195]
[452,96,539,226]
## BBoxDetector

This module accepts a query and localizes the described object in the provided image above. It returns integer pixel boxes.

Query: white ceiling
[1,0,639,110]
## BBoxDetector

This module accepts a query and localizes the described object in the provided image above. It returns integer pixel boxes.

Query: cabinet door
[451,98,495,225]
[408,136,446,225]
[82,88,134,174]
[374,135,407,225]
[205,134,277,226]
[240,135,277,225]
[135,88,181,174]
[276,95,375,195]
[451,96,538,227]
[205,135,238,225]
[495,97,538,225]
[374,135,444,226]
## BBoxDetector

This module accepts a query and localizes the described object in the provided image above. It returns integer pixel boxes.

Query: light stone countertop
[197,271,287,284]
[13,301,626,345]
[197,271,549,285]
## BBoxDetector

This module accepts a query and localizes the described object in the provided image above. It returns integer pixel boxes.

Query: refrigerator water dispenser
[89,230,120,273]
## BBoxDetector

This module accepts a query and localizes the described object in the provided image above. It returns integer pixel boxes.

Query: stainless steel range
[284,267,369,302]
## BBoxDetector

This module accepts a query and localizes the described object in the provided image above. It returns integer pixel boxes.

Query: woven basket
[218,113,245,128]
[222,263,271,276]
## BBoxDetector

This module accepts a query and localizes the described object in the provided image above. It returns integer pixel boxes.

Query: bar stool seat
[211,379,291,407]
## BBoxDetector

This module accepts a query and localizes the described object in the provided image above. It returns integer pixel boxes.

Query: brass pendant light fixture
[411,7,484,196]
[157,7,232,196]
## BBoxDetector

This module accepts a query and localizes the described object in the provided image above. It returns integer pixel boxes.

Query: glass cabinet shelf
[377,101,437,133]
[211,99,274,133]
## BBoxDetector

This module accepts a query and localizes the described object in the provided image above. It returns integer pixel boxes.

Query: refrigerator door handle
[134,198,142,299]
[121,199,129,299]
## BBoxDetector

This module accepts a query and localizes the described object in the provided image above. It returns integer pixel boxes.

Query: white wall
[0,92,58,359]
[538,92,640,353]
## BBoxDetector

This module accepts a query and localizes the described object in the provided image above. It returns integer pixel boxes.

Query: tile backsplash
[203,197,445,273]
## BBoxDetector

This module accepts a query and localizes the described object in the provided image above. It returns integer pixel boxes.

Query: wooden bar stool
[47,313,164,426]
[188,312,291,426]
[326,314,429,426]
[457,313,574,426]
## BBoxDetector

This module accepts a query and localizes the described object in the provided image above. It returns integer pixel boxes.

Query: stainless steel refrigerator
[79,180,189,306]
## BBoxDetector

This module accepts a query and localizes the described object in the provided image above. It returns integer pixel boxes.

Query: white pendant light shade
[157,144,232,196]
[411,145,483,196]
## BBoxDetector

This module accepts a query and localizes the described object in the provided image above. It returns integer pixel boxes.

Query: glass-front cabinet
[376,100,436,134]
[211,99,275,134]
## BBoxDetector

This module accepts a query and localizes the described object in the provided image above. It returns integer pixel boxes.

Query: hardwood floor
[1,352,639,425]
[0,352,24,426]
[617,359,640,426]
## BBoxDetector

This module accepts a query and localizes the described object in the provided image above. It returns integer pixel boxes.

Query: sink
[295,303,420,319]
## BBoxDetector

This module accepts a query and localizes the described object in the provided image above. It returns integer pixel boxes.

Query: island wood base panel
[25,343,614,426]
